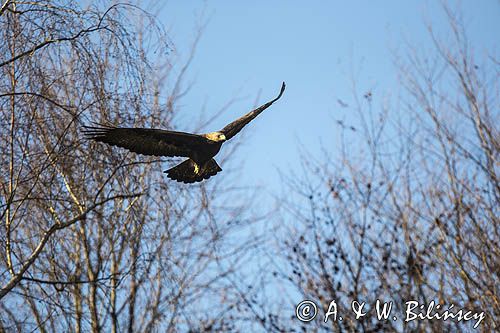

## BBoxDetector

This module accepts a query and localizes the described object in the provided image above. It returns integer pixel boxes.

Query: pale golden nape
[202,132,226,142]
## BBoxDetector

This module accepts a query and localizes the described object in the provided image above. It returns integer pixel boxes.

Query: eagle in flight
[83,82,285,183]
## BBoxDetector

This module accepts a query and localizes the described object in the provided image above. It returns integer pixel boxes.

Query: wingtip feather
[81,124,117,140]
[274,82,286,102]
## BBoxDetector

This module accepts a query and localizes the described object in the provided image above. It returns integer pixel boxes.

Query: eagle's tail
[164,158,222,183]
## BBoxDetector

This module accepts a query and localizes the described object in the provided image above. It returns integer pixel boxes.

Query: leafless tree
[266,5,498,333]
[0,1,260,332]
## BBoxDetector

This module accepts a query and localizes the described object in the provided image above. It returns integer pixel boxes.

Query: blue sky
[158,1,499,199]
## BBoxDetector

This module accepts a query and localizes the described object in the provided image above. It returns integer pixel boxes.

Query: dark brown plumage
[83,82,285,183]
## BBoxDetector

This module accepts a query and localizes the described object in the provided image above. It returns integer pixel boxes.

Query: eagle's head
[204,132,226,142]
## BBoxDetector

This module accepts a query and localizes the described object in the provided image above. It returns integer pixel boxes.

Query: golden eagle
[83,82,285,183]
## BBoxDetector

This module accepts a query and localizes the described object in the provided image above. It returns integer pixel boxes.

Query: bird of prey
[83,82,285,183]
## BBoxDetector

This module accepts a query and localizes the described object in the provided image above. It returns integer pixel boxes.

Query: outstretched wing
[82,125,211,158]
[220,82,285,140]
